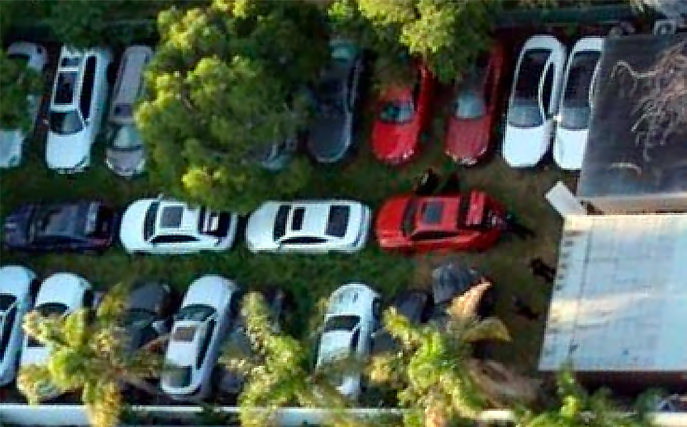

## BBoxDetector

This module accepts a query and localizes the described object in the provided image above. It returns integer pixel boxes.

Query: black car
[3,201,118,253]
[121,280,175,352]
[371,289,431,356]
[430,261,495,322]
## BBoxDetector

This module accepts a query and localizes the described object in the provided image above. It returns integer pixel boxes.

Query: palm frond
[459,317,511,344]
[16,364,55,405]
[447,281,491,321]
[95,283,129,326]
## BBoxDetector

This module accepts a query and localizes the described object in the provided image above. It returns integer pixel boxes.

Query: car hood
[127,282,168,313]
[46,131,89,169]
[245,202,280,250]
[445,116,489,164]
[502,124,550,168]
[0,266,34,297]
[554,127,588,171]
[307,115,347,162]
[106,146,145,175]
[119,199,152,251]
[184,275,234,310]
[375,197,409,241]
[371,120,417,163]
[0,129,23,167]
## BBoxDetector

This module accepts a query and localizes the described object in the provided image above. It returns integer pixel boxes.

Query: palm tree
[17,283,164,427]
[516,368,656,427]
[221,292,385,427]
[368,281,539,427]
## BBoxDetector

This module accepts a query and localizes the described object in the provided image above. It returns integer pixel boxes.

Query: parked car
[307,40,363,163]
[371,63,434,165]
[106,45,153,177]
[445,43,505,166]
[371,289,430,356]
[119,197,239,255]
[217,288,288,396]
[316,283,380,399]
[245,199,371,254]
[46,46,112,173]
[503,35,566,168]
[430,262,495,323]
[3,201,118,253]
[0,265,36,386]
[0,42,48,168]
[375,191,507,253]
[19,273,92,401]
[122,280,175,352]
[554,37,604,170]
[161,275,240,400]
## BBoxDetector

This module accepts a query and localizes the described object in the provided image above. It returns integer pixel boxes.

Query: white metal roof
[540,213,687,372]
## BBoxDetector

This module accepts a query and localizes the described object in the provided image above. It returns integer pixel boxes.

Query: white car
[316,283,380,399]
[503,35,567,168]
[554,37,604,170]
[119,197,239,255]
[0,265,36,386]
[245,200,371,254]
[106,45,153,177]
[19,272,92,400]
[161,275,240,399]
[46,46,112,173]
[0,42,48,168]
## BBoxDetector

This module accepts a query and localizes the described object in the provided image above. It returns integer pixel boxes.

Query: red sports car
[375,191,507,253]
[371,64,434,165]
[444,44,505,166]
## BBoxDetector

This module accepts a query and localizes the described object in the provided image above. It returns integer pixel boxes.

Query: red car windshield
[379,100,414,124]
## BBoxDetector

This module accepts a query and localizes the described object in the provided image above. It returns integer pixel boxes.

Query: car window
[143,202,160,242]
[49,110,84,135]
[196,319,216,369]
[273,205,290,241]
[0,305,17,360]
[0,294,17,311]
[54,71,78,105]
[378,101,414,124]
[349,329,360,352]
[175,304,215,322]
[280,236,327,245]
[323,315,359,333]
[326,205,350,238]
[164,365,192,388]
[560,51,601,131]
[80,57,97,120]
[541,65,554,115]
[85,205,113,239]
[291,207,305,231]
[150,234,197,244]
[411,230,459,241]
[401,200,419,236]
[508,48,549,129]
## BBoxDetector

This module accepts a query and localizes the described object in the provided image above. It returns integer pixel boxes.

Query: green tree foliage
[517,368,656,427]
[368,281,528,427]
[137,0,328,213]
[329,0,498,84]
[17,284,164,427]
[0,51,43,130]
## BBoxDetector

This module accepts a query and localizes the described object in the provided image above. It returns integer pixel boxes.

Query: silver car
[307,40,363,163]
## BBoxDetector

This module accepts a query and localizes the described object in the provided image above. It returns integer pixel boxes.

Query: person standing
[413,167,441,196]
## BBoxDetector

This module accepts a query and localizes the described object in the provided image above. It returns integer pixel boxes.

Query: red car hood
[372,119,417,163]
[375,196,410,241]
[445,115,490,163]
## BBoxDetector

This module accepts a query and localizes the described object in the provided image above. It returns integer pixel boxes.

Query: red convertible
[444,44,505,166]
[375,191,507,253]
[371,63,434,165]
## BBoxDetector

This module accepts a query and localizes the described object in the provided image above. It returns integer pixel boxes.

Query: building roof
[540,213,687,372]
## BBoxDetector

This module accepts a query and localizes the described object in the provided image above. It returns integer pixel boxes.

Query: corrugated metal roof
[540,214,687,372]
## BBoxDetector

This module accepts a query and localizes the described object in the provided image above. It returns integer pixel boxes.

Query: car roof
[412,197,463,233]
[109,45,153,125]
[280,202,351,240]
[32,202,91,239]
[154,201,202,236]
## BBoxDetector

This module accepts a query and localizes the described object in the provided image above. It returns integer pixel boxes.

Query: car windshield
[110,125,143,150]
[174,304,215,322]
[401,200,419,236]
[0,294,17,311]
[323,315,359,333]
[164,365,192,388]
[378,101,414,124]
[454,88,485,119]
[54,71,78,105]
[124,307,156,328]
[326,205,350,238]
[508,49,549,128]
[143,202,160,242]
[317,79,344,113]
[49,110,84,135]
[560,51,600,131]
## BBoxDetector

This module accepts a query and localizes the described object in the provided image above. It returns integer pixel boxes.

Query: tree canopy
[137,0,327,213]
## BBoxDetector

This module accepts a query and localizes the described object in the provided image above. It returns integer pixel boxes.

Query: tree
[220,292,382,427]
[0,51,43,131]
[17,284,164,427]
[516,367,656,427]
[368,282,540,427]
[137,0,328,213]
[328,0,499,84]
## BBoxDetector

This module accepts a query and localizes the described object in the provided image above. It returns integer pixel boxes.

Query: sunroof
[421,201,444,225]
[160,206,184,228]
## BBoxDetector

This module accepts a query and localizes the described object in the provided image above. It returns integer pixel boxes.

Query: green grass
[0,105,573,376]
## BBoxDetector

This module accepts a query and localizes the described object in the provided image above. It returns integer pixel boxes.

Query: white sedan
[0,265,36,386]
[119,197,239,255]
[245,199,371,254]
[161,275,240,400]
[0,42,47,168]
[19,272,92,401]
[316,283,380,399]
[554,37,604,170]
[503,35,567,168]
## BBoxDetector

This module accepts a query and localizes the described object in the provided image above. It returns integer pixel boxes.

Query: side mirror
[151,319,170,335]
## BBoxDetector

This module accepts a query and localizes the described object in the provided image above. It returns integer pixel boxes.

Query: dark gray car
[371,290,431,356]
[430,262,495,322]
[122,280,174,352]
[307,40,363,163]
